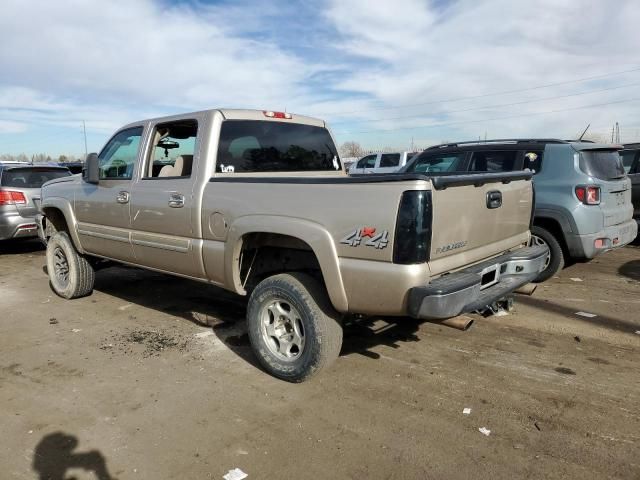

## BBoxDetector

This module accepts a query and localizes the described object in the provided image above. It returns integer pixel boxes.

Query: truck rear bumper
[565,219,637,259]
[407,245,549,320]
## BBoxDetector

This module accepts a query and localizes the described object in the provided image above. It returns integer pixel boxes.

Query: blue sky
[1,0,640,157]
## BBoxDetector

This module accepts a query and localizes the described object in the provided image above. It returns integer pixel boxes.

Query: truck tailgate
[427,172,534,276]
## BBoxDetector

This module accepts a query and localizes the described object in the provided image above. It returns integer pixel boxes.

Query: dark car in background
[621,143,640,228]
[0,163,71,240]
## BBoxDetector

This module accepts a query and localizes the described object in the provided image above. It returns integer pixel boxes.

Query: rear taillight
[263,110,292,119]
[393,191,432,264]
[0,190,27,205]
[575,186,600,205]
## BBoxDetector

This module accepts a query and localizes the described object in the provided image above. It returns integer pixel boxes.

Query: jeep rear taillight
[393,191,433,264]
[0,190,27,205]
[575,186,600,205]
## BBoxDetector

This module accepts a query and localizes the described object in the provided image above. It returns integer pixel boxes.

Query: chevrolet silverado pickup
[37,109,548,382]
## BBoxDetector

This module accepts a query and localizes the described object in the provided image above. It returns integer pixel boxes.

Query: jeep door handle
[168,193,185,208]
[116,191,130,204]
[486,190,502,209]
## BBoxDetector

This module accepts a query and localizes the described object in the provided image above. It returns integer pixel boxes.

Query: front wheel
[247,273,343,382]
[530,226,565,283]
[46,232,95,299]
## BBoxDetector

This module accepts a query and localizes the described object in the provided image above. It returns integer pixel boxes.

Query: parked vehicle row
[351,139,638,281]
[36,109,547,382]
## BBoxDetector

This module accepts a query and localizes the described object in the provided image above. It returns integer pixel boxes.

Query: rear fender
[226,215,348,312]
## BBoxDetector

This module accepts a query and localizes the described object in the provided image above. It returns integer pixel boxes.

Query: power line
[333,97,640,135]
[316,65,640,117]
[330,81,640,126]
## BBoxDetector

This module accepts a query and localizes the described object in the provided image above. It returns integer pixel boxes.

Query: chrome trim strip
[77,229,130,243]
[131,238,189,253]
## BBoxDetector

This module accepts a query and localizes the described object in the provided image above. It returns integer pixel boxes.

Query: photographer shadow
[33,432,115,480]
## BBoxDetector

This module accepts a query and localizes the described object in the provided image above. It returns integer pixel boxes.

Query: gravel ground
[1,239,639,479]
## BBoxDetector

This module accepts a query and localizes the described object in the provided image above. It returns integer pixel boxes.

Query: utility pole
[82,120,88,160]
[615,122,620,143]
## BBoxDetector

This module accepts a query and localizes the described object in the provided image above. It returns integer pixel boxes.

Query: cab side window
[380,153,401,167]
[98,127,144,180]
[469,150,517,172]
[144,120,198,178]
[357,154,377,169]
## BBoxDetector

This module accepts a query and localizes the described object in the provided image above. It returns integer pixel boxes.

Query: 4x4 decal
[340,227,389,249]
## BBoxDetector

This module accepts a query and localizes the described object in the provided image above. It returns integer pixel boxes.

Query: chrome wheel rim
[260,299,305,361]
[52,247,70,286]
[531,234,551,270]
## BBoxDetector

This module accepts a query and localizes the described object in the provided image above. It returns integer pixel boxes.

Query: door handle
[486,190,502,209]
[116,191,130,204]
[168,193,185,208]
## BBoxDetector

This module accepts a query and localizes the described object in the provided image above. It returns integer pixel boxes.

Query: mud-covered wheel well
[42,207,69,237]
[239,233,324,292]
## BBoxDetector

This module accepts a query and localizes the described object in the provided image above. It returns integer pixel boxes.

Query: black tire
[247,273,343,382]
[531,226,565,283]
[46,231,95,299]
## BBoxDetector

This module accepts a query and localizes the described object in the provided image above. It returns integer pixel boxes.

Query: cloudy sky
[1,0,639,156]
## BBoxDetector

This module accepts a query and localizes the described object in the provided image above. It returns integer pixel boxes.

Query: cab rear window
[578,150,625,181]
[216,120,341,173]
[1,167,71,188]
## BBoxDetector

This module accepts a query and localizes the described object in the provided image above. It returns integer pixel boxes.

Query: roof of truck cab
[120,109,326,130]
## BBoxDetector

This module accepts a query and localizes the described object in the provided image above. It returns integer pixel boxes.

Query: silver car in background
[0,163,71,240]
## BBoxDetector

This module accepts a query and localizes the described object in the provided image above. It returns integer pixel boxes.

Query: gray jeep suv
[402,139,637,281]
[0,163,71,241]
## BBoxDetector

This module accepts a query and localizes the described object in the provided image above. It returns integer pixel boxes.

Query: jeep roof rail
[425,139,570,149]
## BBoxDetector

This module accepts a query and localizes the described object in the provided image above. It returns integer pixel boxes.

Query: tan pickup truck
[37,109,548,381]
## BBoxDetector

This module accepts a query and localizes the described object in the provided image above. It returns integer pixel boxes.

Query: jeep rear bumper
[565,219,638,259]
[407,245,549,320]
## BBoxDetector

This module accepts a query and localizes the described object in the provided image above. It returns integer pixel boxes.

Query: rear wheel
[247,273,343,382]
[46,232,95,299]
[530,226,564,283]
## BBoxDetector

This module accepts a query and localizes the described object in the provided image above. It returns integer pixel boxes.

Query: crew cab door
[75,126,144,262]
[128,118,204,278]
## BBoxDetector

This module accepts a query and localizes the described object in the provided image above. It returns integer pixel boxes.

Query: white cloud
[324,0,640,146]
[1,0,639,154]
[0,120,28,134]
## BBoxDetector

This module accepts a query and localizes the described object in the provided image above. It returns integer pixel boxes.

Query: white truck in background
[348,151,418,174]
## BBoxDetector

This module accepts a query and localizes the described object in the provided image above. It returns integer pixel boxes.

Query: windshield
[217,120,341,173]
[578,150,625,181]
[1,167,71,188]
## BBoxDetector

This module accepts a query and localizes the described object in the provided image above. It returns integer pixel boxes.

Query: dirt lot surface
[1,240,639,479]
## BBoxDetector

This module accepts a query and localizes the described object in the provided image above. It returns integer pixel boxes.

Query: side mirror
[84,153,99,184]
